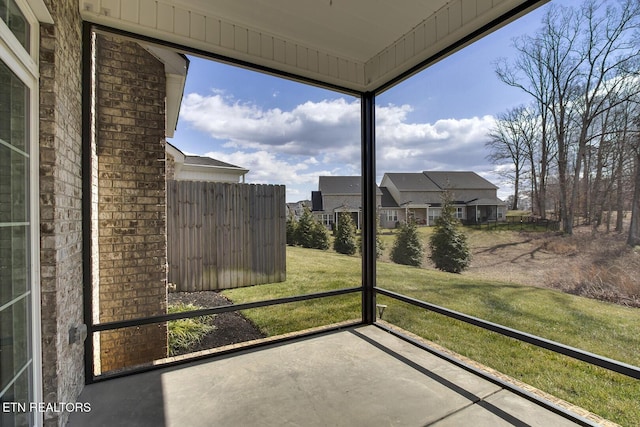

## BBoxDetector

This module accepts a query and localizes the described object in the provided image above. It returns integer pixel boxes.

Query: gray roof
[423,171,498,190]
[184,156,244,169]
[318,176,382,195]
[379,187,399,208]
[466,197,507,206]
[383,173,441,191]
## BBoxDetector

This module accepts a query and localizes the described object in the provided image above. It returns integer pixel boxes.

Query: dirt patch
[463,228,640,307]
[168,291,266,355]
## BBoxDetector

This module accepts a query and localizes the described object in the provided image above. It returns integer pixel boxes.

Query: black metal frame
[81,22,365,384]
[92,287,361,332]
[361,91,376,325]
[81,4,638,412]
[81,22,95,383]
[375,288,640,380]
[371,323,601,427]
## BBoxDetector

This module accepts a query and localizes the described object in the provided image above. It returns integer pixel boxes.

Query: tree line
[487,0,640,245]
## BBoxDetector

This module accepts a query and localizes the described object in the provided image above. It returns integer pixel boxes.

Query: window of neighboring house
[385,210,398,222]
[0,1,41,425]
[497,207,505,219]
[455,207,464,219]
[428,208,441,223]
[317,213,333,227]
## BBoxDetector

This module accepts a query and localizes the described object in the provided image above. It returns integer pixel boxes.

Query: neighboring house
[166,142,249,183]
[312,176,382,229]
[314,172,507,229]
[379,173,437,227]
[286,200,311,220]
[381,171,507,227]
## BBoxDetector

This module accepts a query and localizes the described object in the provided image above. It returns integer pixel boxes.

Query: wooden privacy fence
[167,180,286,291]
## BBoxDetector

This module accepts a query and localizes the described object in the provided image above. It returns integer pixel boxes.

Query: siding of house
[447,188,496,202]
[319,194,382,228]
[321,194,366,213]
[94,35,168,373]
[38,1,85,425]
[176,168,243,182]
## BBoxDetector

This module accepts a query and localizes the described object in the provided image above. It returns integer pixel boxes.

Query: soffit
[79,0,547,93]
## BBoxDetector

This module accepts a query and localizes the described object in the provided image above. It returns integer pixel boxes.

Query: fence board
[167,180,286,291]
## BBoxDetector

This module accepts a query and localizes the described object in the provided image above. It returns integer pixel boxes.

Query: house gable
[319,176,361,195]
[166,142,249,182]
[423,171,498,191]
[316,176,381,213]
[422,171,499,203]
[380,172,440,205]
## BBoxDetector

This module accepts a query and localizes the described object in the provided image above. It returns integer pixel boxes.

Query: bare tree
[588,97,639,233]
[495,0,640,234]
[495,20,558,219]
[486,106,534,210]
[565,0,640,233]
[629,135,640,246]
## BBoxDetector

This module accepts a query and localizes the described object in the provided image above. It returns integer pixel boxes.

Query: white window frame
[316,213,333,227]
[384,210,398,222]
[0,1,48,425]
[428,207,442,222]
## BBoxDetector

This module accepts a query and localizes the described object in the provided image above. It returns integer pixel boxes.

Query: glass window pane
[0,145,29,223]
[0,59,29,152]
[0,0,30,51]
[0,295,29,392]
[0,225,28,306]
[0,367,31,427]
[0,53,31,422]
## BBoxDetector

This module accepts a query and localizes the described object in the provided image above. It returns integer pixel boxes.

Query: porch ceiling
[79,0,548,93]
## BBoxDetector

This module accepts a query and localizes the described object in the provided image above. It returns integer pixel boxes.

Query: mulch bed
[168,291,266,356]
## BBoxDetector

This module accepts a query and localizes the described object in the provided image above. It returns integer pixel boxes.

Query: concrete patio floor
[68,325,589,427]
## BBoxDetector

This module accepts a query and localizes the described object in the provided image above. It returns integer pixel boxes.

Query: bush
[293,207,329,250]
[168,303,215,356]
[429,192,471,273]
[294,208,315,248]
[334,213,358,255]
[390,221,424,266]
[310,220,330,250]
[286,214,297,245]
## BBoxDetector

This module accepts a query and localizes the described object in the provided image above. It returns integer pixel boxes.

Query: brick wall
[39,1,84,425]
[95,34,168,372]
[166,152,176,180]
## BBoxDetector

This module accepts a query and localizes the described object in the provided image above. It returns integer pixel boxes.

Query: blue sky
[168,0,575,202]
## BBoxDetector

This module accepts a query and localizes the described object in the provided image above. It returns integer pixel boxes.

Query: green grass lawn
[223,245,640,426]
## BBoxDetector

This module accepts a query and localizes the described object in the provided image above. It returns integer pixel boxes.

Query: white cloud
[180,92,505,201]
[201,150,333,186]
[376,114,496,173]
[181,94,361,157]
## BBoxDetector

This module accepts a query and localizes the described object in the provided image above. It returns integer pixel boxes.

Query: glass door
[0,56,33,427]
[0,0,40,425]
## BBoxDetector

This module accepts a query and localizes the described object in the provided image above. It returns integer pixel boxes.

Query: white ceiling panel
[80,0,549,93]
